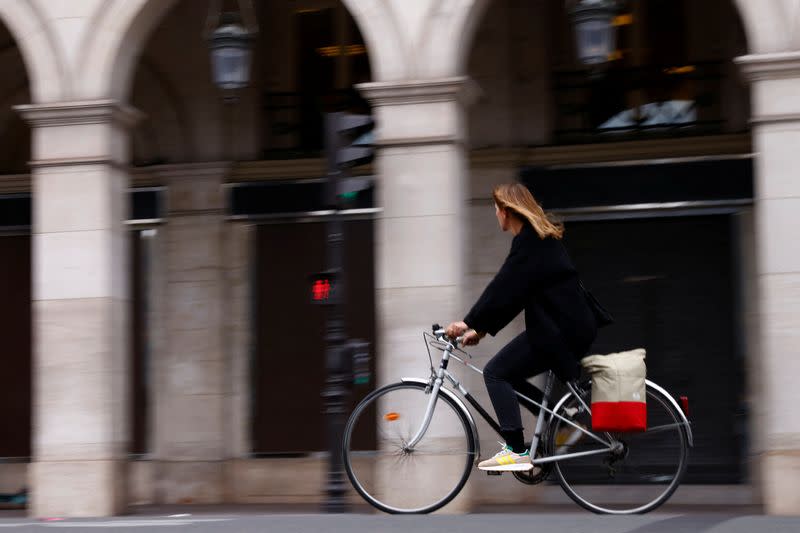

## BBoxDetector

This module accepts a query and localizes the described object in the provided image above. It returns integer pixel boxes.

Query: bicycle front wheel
[343,381,476,514]
[547,383,689,514]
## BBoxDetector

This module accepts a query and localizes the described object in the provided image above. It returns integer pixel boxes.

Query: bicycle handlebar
[431,323,463,347]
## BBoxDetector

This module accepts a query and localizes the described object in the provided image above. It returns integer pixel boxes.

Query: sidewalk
[0,501,765,518]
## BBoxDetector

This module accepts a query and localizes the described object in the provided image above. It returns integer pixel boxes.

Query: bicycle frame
[405,335,620,466]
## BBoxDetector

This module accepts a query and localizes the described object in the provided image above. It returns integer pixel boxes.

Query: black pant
[484,331,587,453]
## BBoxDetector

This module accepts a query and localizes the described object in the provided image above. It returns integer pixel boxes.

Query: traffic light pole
[319,111,374,513]
[322,113,349,513]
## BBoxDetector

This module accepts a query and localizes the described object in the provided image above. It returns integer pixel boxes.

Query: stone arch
[0,0,65,102]
[732,0,795,54]
[341,0,408,81]
[80,0,405,103]
[420,0,491,78]
[76,0,181,101]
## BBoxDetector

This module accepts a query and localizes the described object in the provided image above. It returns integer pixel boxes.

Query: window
[551,0,741,143]
[262,2,371,157]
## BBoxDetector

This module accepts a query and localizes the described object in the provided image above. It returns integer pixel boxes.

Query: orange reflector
[384,412,400,421]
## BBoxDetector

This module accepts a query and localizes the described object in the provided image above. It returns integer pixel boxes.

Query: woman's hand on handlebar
[445,321,469,339]
[445,321,483,346]
[461,329,481,346]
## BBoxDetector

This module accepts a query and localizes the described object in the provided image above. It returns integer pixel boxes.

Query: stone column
[358,78,476,511]
[151,163,230,504]
[222,222,254,460]
[15,100,142,517]
[358,78,475,384]
[737,52,800,516]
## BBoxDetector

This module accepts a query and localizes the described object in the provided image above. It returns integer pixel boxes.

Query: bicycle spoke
[639,422,687,435]
[400,449,474,457]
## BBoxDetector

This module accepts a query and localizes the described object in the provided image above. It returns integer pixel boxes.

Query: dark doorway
[0,235,31,458]
[564,215,744,483]
[129,230,150,455]
[252,220,376,454]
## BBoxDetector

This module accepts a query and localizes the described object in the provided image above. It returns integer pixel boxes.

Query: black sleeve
[463,246,540,337]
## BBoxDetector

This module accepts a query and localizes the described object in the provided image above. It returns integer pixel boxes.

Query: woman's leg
[483,332,549,453]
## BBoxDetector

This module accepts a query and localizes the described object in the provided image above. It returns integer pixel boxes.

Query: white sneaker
[478,443,533,472]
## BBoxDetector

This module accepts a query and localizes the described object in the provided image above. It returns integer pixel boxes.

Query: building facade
[0,0,798,518]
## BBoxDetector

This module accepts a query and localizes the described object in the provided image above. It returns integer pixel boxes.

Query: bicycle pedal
[486,471,503,476]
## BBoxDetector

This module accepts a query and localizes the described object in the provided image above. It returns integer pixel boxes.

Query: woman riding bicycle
[446,182,597,471]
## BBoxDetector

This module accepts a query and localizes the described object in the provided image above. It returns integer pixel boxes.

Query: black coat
[464,223,597,380]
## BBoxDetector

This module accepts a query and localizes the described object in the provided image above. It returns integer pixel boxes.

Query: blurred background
[0,0,796,519]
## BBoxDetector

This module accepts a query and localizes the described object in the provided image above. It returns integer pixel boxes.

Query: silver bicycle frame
[405,373,446,449]
[404,336,621,465]
[445,350,616,452]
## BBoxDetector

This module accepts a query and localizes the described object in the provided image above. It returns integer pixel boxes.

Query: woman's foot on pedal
[478,443,533,471]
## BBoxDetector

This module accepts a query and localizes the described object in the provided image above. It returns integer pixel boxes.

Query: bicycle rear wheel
[547,383,689,514]
[343,381,475,514]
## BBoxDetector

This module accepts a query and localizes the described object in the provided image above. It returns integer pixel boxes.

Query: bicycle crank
[513,448,551,485]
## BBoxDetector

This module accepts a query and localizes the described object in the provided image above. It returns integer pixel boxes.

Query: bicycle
[342,324,693,514]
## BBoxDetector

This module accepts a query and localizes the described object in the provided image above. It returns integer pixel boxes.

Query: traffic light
[309,270,339,305]
[348,339,371,386]
[328,112,374,170]
[336,176,372,206]
[325,112,375,208]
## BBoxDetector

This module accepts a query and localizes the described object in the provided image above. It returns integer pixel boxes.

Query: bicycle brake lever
[452,338,473,358]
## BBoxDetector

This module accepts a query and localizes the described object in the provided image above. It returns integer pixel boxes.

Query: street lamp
[206,0,258,99]
[569,0,617,65]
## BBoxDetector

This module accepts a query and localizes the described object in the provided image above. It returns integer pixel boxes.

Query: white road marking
[47,519,232,527]
[0,518,232,528]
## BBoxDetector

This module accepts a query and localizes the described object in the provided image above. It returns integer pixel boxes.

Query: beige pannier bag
[580,349,647,432]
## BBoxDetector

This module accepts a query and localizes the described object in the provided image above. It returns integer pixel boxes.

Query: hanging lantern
[570,0,618,65]
[209,14,253,91]
[207,1,258,96]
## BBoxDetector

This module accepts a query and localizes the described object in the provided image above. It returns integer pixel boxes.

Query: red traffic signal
[310,271,339,304]
[312,278,332,302]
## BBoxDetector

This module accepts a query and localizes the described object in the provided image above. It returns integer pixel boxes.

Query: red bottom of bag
[591,401,647,432]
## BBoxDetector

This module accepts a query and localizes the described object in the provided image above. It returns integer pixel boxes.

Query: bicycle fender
[550,380,694,448]
[646,379,694,447]
[400,377,482,464]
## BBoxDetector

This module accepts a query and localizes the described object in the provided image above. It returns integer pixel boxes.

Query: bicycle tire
[342,381,476,514]
[546,383,689,514]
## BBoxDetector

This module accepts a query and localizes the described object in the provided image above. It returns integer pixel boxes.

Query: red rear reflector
[680,396,689,417]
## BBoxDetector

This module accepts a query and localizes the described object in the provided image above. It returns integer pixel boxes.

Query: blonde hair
[493,183,564,240]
